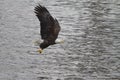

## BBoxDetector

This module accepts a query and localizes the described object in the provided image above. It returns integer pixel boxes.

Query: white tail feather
[55,39,64,44]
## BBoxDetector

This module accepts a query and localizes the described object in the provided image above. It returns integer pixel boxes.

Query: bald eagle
[34,4,63,53]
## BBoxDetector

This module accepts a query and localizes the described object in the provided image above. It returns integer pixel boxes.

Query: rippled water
[0,0,120,80]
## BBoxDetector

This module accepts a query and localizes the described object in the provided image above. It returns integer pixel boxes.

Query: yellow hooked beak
[37,48,43,53]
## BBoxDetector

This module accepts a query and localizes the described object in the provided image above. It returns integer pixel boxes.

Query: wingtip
[34,4,42,11]
[34,4,49,13]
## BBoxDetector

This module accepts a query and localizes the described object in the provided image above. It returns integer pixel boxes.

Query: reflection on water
[0,0,120,80]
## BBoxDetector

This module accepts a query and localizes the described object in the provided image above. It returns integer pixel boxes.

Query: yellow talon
[37,48,43,53]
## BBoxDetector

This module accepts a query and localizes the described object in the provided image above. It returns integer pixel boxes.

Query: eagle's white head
[33,39,44,46]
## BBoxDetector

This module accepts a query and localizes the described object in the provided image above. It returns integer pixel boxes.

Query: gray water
[0,0,120,80]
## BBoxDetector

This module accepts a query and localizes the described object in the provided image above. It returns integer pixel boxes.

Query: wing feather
[34,4,61,42]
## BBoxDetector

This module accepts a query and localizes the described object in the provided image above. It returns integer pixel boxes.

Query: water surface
[0,0,120,80]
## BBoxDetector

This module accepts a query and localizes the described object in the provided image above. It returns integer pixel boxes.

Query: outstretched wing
[34,4,60,41]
